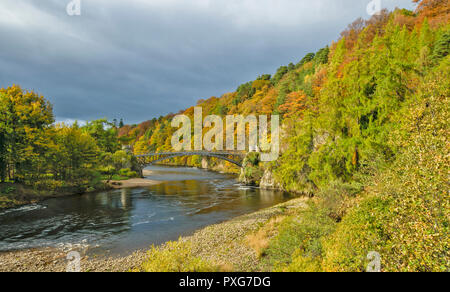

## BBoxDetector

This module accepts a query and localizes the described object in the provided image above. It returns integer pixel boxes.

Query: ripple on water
[0,204,47,216]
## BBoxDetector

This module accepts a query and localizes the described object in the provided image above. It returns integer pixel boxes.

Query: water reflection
[0,166,291,255]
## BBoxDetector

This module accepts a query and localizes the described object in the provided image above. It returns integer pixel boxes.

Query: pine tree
[431,29,450,63]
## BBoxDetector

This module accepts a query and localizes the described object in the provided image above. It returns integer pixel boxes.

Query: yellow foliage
[138,241,219,272]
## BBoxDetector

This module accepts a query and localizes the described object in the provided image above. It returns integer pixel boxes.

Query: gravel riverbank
[0,197,307,272]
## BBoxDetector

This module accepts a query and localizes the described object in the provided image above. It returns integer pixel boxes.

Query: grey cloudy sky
[0,0,415,124]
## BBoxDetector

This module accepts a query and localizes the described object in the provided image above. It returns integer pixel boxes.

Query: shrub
[139,241,218,272]
[316,180,362,222]
[321,195,392,272]
[246,216,286,258]
[33,180,65,191]
[263,204,336,271]
[245,152,260,166]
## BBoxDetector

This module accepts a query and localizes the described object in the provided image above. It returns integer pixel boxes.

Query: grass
[245,216,286,258]
[265,204,336,271]
[136,240,219,272]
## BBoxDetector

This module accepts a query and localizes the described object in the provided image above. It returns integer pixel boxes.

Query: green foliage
[316,180,362,222]
[431,28,450,64]
[271,66,289,86]
[0,85,123,195]
[257,74,272,81]
[119,168,138,178]
[48,125,100,183]
[263,204,336,271]
[297,52,315,67]
[234,81,256,105]
[322,58,450,272]
[240,152,262,185]
[245,152,260,166]
[274,116,316,194]
[82,119,120,153]
[139,241,218,272]
[314,46,330,65]
[0,85,54,183]
[321,195,392,272]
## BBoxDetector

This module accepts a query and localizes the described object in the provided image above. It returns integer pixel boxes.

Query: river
[0,166,291,256]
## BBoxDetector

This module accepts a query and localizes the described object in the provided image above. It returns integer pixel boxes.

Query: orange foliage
[340,18,366,50]
[413,0,450,27]
[118,125,132,137]
[278,91,307,118]
[259,88,278,115]
[313,67,327,97]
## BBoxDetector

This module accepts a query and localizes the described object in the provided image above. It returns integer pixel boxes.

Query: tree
[0,85,54,182]
[0,131,6,182]
[431,29,450,63]
[314,46,330,65]
[278,91,307,118]
[49,125,99,182]
[413,0,450,25]
[297,53,315,68]
[271,66,289,86]
[82,119,120,153]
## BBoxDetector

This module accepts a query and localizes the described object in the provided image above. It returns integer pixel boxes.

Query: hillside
[122,0,449,272]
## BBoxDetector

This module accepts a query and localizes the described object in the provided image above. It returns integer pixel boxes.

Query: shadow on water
[0,166,292,256]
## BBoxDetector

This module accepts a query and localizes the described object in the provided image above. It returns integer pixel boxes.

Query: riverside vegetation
[1,0,448,272]
[0,87,141,209]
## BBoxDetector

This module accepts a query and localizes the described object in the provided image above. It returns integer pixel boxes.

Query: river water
[0,166,291,256]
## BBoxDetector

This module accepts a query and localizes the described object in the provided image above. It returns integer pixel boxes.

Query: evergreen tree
[431,29,450,63]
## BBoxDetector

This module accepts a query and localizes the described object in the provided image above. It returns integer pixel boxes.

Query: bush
[263,204,336,271]
[245,152,260,166]
[321,195,392,272]
[0,186,16,195]
[138,241,218,272]
[119,168,135,177]
[33,180,65,191]
[316,180,362,222]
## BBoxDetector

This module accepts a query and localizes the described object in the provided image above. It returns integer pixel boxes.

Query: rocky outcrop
[259,168,282,190]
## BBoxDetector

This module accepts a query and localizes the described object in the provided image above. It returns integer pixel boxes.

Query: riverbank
[0,197,307,272]
[105,170,160,189]
[0,170,161,210]
[0,183,111,210]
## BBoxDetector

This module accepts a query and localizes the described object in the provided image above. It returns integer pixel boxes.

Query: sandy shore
[107,178,160,189]
[142,169,154,176]
[0,198,307,272]
[106,170,159,189]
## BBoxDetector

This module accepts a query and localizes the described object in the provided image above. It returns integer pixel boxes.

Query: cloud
[0,0,415,123]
